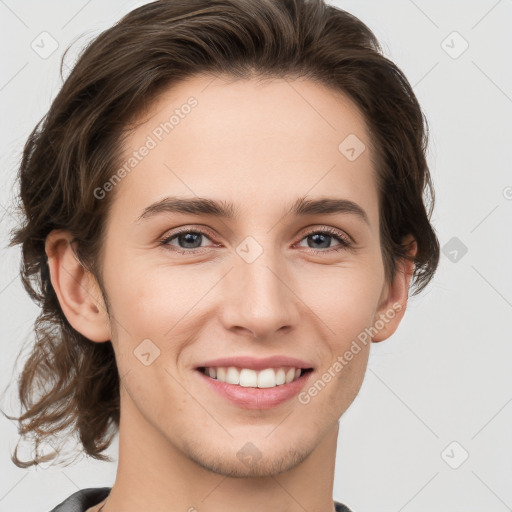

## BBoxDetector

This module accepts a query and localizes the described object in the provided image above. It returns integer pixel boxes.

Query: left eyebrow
[288,196,370,226]
[135,195,370,226]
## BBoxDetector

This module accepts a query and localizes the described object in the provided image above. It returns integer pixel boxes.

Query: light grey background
[0,1,511,511]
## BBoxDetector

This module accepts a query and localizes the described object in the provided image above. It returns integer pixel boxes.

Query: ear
[45,229,111,342]
[372,235,417,343]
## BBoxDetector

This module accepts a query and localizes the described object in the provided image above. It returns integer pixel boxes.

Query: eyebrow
[136,195,370,226]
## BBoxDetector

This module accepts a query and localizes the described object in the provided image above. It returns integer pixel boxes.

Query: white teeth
[285,368,295,383]
[257,368,276,388]
[216,367,226,382]
[226,366,239,384]
[275,368,286,385]
[203,366,307,388]
[240,368,258,387]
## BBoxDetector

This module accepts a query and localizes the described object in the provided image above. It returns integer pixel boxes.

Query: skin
[45,74,417,512]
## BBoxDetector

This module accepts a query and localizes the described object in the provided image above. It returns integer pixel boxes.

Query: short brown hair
[3,0,439,467]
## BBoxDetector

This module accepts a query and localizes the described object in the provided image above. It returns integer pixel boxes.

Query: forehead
[108,74,379,228]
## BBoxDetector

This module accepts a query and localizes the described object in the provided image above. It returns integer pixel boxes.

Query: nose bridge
[220,242,300,337]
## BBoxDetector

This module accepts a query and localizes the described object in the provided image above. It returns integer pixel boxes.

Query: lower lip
[196,369,314,410]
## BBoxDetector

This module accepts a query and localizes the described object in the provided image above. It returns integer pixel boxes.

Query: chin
[181,435,314,478]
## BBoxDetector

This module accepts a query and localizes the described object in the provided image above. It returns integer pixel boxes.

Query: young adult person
[4,1,440,511]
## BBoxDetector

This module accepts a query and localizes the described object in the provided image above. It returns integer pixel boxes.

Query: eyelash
[159,226,353,255]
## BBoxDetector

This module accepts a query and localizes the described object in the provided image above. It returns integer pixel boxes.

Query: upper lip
[196,356,314,371]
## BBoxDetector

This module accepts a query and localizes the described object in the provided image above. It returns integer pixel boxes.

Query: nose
[219,249,301,339]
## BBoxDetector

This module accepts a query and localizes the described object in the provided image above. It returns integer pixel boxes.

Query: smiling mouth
[197,366,314,388]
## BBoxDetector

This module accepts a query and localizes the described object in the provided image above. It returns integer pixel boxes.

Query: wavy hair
[3,0,439,467]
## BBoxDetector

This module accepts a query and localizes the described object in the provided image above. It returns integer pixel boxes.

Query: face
[89,74,404,477]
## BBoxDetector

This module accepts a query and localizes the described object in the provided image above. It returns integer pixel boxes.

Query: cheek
[311,267,384,342]
[118,361,191,438]
[105,256,193,334]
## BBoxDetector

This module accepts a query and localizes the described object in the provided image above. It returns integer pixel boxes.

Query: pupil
[310,233,329,249]
[181,233,201,248]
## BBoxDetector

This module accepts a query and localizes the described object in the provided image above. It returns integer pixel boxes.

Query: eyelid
[159,224,216,241]
[300,225,353,245]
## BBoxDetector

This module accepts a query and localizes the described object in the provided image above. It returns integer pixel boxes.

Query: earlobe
[372,235,418,343]
[45,229,111,342]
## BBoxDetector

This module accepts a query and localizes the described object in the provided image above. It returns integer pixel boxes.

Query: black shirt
[48,487,354,511]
